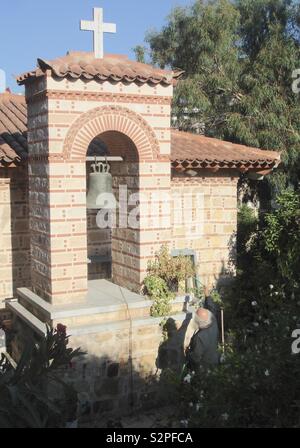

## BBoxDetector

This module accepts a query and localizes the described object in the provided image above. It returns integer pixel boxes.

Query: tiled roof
[0,90,28,166]
[17,52,183,86]
[171,130,281,170]
[0,91,281,170]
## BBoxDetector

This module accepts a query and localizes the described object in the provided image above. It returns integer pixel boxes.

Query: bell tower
[18,50,178,305]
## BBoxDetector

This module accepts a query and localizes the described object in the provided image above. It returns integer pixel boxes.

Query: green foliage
[237,204,258,260]
[177,189,300,427]
[237,0,295,59]
[222,190,299,328]
[238,204,258,228]
[180,297,300,427]
[144,275,175,317]
[0,326,83,428]
[136,0,300,191]
[209,289,223,307]
[133,45,146,63]
[145,245,197,317]
[264,190,300,282]
[190,284,206,307]
[147,245,196,292]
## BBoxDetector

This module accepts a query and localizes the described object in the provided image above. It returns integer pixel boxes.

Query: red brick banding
[63,105,161,162]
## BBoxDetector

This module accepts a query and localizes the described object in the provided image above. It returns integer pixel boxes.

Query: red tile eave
[17,71,45,88]
[0,160,26,169]
[171,159,280,171]
[170,129,281,171]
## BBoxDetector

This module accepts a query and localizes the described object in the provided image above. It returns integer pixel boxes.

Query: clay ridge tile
[17,52,184,86]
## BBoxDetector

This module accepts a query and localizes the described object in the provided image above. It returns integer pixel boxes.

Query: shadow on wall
[4,311,193,428]
[206,230,237,293]
[60,316,193,427]
[9,171,31,298]
[156,316,192,374]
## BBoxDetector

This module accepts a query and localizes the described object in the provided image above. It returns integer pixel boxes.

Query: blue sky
[0,0,192,93]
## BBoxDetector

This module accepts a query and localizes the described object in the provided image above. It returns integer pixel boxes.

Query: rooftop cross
[80,8,116,59]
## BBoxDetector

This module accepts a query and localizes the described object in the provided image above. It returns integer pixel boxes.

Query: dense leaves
[179,190,300,427]
[144,246,196,316]
[180,302,300,427]
[147,245,196,291]
[136,0,300,191]
[144,275,175,317]
[0,326,83,428]
[264,190,300,282]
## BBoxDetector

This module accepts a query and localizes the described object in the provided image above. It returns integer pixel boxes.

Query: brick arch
[63,105,160,161]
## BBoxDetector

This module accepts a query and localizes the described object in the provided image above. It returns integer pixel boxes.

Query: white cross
[80,8,116,59]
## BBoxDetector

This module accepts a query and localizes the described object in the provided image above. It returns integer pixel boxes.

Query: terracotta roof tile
[0,90,28,166]
[17,52,183,86]
[171,130,281,170]
[0,92,280,170]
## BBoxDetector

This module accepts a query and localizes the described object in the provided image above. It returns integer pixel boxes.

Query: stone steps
[7,300,47,336]
[52,299,185,329]
[7,296,188,341]
[13,283,187,331]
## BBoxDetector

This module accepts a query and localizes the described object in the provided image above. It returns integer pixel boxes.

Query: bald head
[183,308,214,350]
[194,308,213,329]
[196,308,209,321]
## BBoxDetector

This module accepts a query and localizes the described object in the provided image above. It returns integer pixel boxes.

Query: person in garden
[185,308,219,370]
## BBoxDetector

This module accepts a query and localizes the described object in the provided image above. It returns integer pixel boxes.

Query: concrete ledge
[17,288,52,320]
[7,301,47,337]
[16,284,186,321]
[17,287,153,319]
[7,295,190,339]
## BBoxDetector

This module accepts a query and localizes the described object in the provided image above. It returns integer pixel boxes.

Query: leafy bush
[0,325,83,428]
[180,295,300,428]
[225,190,300,326]
[144,245,196,317]
[264,190,300,284]
[147,245,196,292]
[144,275,175,317]
[178,190,300,427]
[237,204,258,259]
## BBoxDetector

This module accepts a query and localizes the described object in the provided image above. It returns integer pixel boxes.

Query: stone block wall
[45,76,173,157]
[27,77,89,305]
[109,161,171,292]
[9,311,188,419]
[171,169,239,291]
[61,318,187,419]
[0,168,31,304]
[24,73,173,300]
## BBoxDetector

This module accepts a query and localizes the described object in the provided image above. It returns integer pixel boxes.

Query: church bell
[87,159,113,209]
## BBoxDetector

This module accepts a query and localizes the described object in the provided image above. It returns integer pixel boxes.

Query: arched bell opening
[86,131,140,283]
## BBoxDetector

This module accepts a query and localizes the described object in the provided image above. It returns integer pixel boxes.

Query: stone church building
[0,50,280,413]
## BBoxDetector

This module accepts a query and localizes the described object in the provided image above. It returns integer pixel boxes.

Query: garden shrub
[144,275,175,317]
[178,190,300,427]
[147,245,196,292]
[144,245,197,317]
[0,325,83,428]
